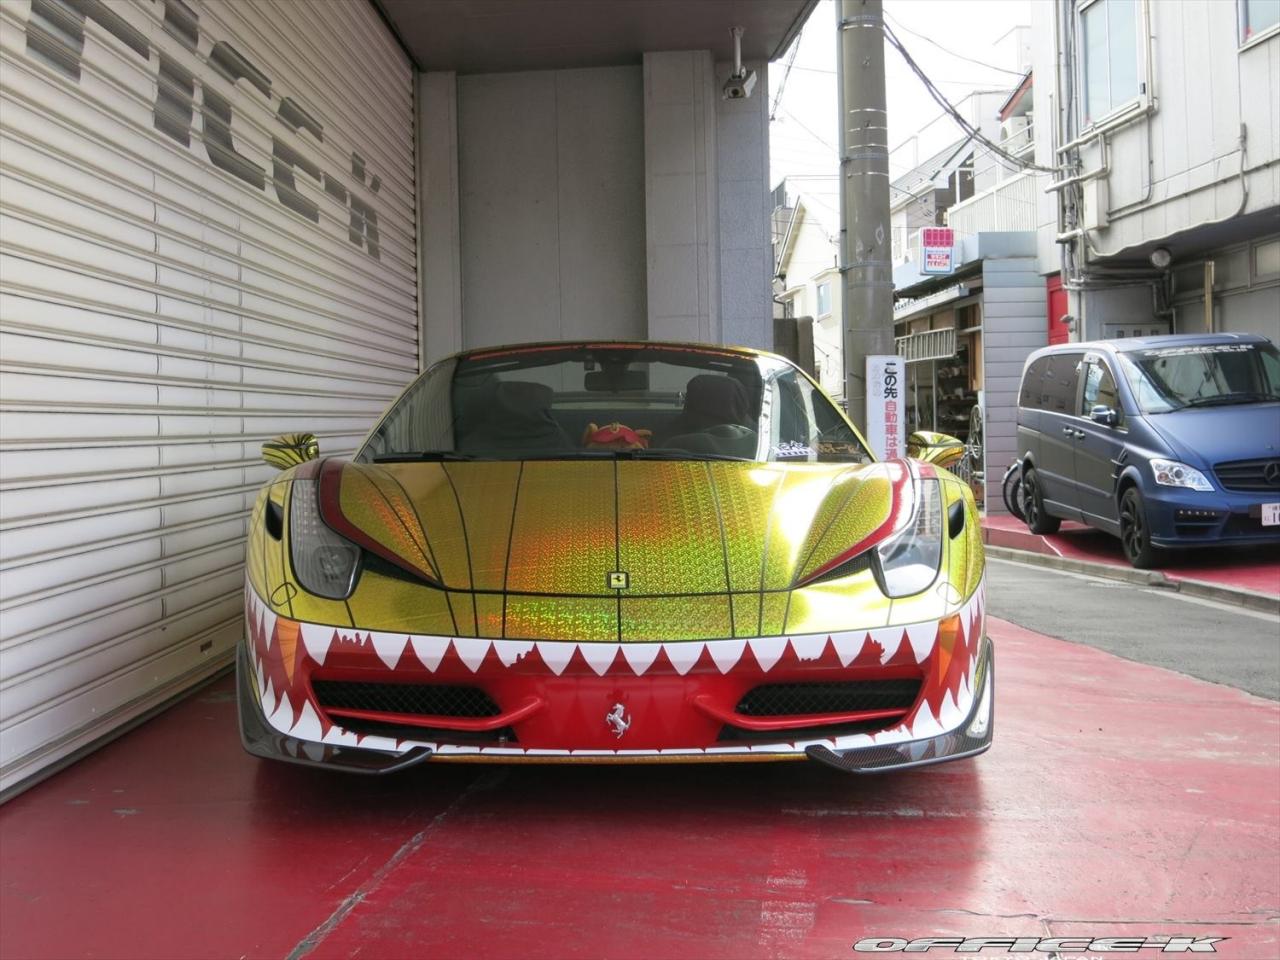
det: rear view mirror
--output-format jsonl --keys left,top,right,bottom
{"left": 1089, "top": 405, "right": 1119, "bottom": 427}
{"left": 262, "top": 433, "right": 319, "bottom": 470}
{"left": 906, "top": 430, "right": 965, "bottom": 468}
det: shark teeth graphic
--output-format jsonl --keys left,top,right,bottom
{"left": 536, "top": 641, "right": 576, "bottom": 676}
{"left": 622, "top": 642, "right": 662, "bottom": 675}
{"left": 580, "top": 643, "right": 620, "bottom": 676}
{"left": 322, "top": 725, "right": 359, "bottom": 747}
{"left": 492, "top": 639, "right": 535, "bottom": 667}
{"left": 910, "top": 707, "right": 943, "bottom": 739}
{"left": 791, "top": 634, "right": 827, "bottom": 661}
{"left": 300, "top": 622, "right": 333, "bottom": 665}
{"left": 267, "top": 693, "right": 294, "bottom": 732}
{"left": 410, "top": 635, "right": 448, "bottom": 671}
{"left": 938, "top": 690, "right": 964, "bottom": 732}
{"left": 872, "top": 626, "right": 903, "bottom": 664}
{"left": 370, "top": 632, "right": 409, "bottom": 670}
{"left": 709, "top": 638, "right": 746, "bottom": 673}
{"left": 904, "top": 622, "right": 937, "bottom": 663}
{"left": 664, "top": 642, "right": 704, "bottom": 676}
{"left": 750, "top": 636, "right": 788, "bottom": 672}
{"left": 453, "top": 638, "right": 490, "bottom": 673}
{"left": 831, "top": 632, "right": 864, "bottom": 668}
{"left": 291, "top": 701, "right": 323, "bottom": 741}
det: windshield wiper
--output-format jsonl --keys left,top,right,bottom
{"left": 628, "top": 449, "right": 750, "bottom": 462}
{"left": 372, "top": 451, "right": 479, "bottom": 463}
{"left": 1181, "top": 392, "right": 1277, "bottom": 408}
{"left": 519, "top": 449, "right": 751, "bottom": 462}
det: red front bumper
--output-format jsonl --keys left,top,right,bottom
{"left": 241, "top": 582, "right": 988, "bottom": 763}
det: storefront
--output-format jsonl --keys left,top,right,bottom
{"left": 892, "top": 234, "right": 1047, "bottom": 514}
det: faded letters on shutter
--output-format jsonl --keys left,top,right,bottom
{"left": 0, "top": 0, "right": 417, "bottom": 792}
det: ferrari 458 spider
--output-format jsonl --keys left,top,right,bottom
{"left": 239, "top": 342, "right": 992, "bottom": 773}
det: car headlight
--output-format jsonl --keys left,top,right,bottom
{"left": 1150, "top": 458, "right": 1213, "bottom": 492}
{"left": 289, "top": 478, "right": 361, "bottom": 599}
{"left": 874, "top": 478, "right": 943, "bottom": 598}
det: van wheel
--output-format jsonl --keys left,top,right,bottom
{"left": 1119, "top": 487, "right": 1161, "bottom": 569}
{"left": 1022, "top": 467, "right": 1061, "bottom": 535}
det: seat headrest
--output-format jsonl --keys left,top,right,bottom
{"left": 684, "top": 375, "right": 750, "bottom": 425}
{"left": 491, "top": 380, "right": 555, "bottom": 420}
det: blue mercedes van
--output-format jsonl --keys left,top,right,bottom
{"left": 1014, "top": 333, "right": 1280, "bottom": 567}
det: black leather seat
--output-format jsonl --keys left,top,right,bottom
{"left": 455, "top": 380, "right": 572, "bottom": 454}
{"left": 658, "top": 374, "right": 753, "bottom": 442}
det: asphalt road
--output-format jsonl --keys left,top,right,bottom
{"left": 986, "top": 556, "right": 1280, "bottom": 700}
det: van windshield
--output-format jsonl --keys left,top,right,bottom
{"left": 357, "top": 344, "right": 873, "bottom": 465}
{"left": 1117, "top": 341, "right": 1280, "bottom": 413}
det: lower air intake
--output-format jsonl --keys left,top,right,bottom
{"left": 736, "top": 679, "right": 921, "bottom": 717}
{"left": 311, "top": 681, "right": 500, "bottom": 718}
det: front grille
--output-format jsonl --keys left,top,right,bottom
{"left": 333, "top": 716, "right": 517, "bottom": 744}
{"left": 1214, "top": 458, "right": 1280, "bottom": 492}
{"left": 736, "top": 679, "right": 921, "bottom": 717}
{"left": 311, "top": 680, "right": 500, "bottom": 718}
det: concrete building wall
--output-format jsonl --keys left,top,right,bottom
{"left": 1032, "top": 0, "right": 1280, "bottom": 276}
{"left": 981, "top": 256, "right": 1048, "bottom": 511}
{"left": 643, "top": 51, "right": 719, "bottom": 344}
{"left": 715, "top": 59, "right": 772, "bottom": 350}
{"left": 456, "top": 66, "right": 647, "bottom": 350}
{"left": 420, "top": 72, "right": 463, "bottom": 366}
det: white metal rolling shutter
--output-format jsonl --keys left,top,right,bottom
{"left": 0, "top": 0, "right": 418, "bottom": 792}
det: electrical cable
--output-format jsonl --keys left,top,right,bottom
{"left": 882, "top": 21, "right": 1061, "bottom": 175}
{"left": 883, "top": 9, "right": 1030, "bottom": 78}
{"left": 770, "top": 34, "right": 802, "bottom": 121}
{"left": 774, "top": 106, "right": 839, "bottom": 154}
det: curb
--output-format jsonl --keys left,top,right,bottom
{"left": 985, "top": 545, "right": 1280, "bottom": 616}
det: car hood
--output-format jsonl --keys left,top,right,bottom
{"left": 1143, "top": 402, "right": 1280, "bottom": 466}
{"left": 317, "top": 457, "right": 908, "bottom": 597}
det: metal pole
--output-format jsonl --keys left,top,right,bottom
{"left": 837, "top": 0, "right": 894, "bottom": 433}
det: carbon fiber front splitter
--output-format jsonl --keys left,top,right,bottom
{"left": 237, "top": 643, "right": 433, "bottom": 775}
{"left": 805, "top": 639, "right": 994, "bottom": 773}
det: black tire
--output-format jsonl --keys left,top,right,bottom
{"left": 1119, "top": 486, "right": 1161, "bottom": 569}
{"left": 1002, "top": 463, "right": 1027, "bottom": 522}
{"left": 1022, "top": 467, "right": 1061, "bottom": 535}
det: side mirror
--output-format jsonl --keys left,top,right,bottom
{"left": 262, "top": 432, "right": 319, "bottom": 470}
{"left": 906, "top": 430, "right": 966, "bottom": 468}
{"left": 1089, "top": 405, "right": 1119, "bottom": 427}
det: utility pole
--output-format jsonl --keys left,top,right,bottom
{"left": 837, "top": 0, "right": 894, "bottom": 432}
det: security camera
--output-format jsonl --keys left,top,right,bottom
{"left": 723, "top": 69, "right": 757, "bottom": 100}
{"left": 722, "top": 25, "right": 756, "bottom": 100}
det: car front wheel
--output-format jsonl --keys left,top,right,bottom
{"left": 1119, "top": 487, "right": 1161, "bottom": 569}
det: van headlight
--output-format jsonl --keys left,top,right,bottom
{"left": 1150, "top": 458, "right": 1213, "bottom": 492}
{"left": 289, "top": 479, "right": 361, "bottom": 599}
{"left": 874, "top": 478, "right": 943, "bottom": 598}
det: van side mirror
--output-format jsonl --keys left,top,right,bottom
{"left": 1089, "top": 405, "right": 1119, "bottom": 427}
{"left": 262, "top": 432, "right": 319, "bottom": 470}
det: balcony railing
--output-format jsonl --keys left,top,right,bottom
{"left": 945, "top": 170, "right": 1043, "bottom": 236}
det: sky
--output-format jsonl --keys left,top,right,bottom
{"left": 768, "top": 0, "right": 1035, "bottom": 229}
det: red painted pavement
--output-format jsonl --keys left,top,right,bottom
{"left": 984, "top": 513, "right": 1280, "bottom": 597}
{"left": 2, "top": 619, "right": 1277, "bottom": 960}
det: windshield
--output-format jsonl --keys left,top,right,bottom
{"left": 1117, "top": 341, "right": 1280, "bottom": 413}
{"left": 356, "top": 344, "right": 873, "bottom": 464}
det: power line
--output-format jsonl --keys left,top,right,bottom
{"left": 773, "top": 106, "right": 839, "bottom": 154}
{"left": 769, "top": 32, "right": 802, "bottom": 121}
{"left": 882, "top": 9, "right": 1029, "bottom": 78}
{"left": 881, "top": 21, "right": 1059, "bottom": 174}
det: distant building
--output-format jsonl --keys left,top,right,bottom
{"left": 888, "top": 76, "right": 1046, "bottom": 513}
{"left": 1030, "top": 0, "right": 1280, "bottom": 344}
{"left": 771, "top": 185, "right": 844, "bottom": 400}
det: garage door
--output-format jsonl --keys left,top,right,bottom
{"left": 0, "top": 0, "right": 418, "bottom": 793}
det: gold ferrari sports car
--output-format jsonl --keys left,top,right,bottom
{"left": 239, "top": 341, "right": 991, "bottom": 773}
